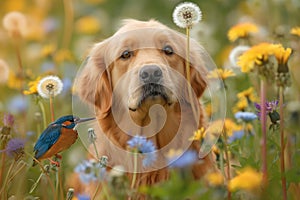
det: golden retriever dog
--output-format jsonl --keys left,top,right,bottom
{"left": 76, "top": 19, "right": 216, "bottom": 189}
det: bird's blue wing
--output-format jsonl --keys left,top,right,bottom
{"left": 33, "top": 124, "right": 62, "bottom": 159}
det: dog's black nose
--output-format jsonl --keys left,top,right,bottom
{"left": 139, "top": 65, "right": 162, "bottom": 83}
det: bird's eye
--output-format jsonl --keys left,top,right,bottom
{"left": 162, "top": 45, "right": 174, "bottom": 55}
{"left": 120, "top": 50, "right": 133, "bottom": 60}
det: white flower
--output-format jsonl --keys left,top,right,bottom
{"left": 172, "top": 2, "right": 202, "bottom": 29}
{"left": 37, "top": 75, "right": 63, "bottom": 98}
{"left": 109, "top": 165, "right": 125, "bottom": 178}
{"left": 0, "top": 59, "right": 9, "bottom": 84}
{"left": 2, "top": 11, "right": 27, "bottom": 37}
{"left": 229, "top": 45, "right": 250, "bottom": 67}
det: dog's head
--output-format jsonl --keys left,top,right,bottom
{"left": 77, "top": 19, "right": 207, "bottom": 121}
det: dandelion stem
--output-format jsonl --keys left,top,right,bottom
{"left": 185, "top": 27, "right": 198, "bottom": 123}
{"left": 260, "top": 78, "right": 268, "bottom": 184}
{"left": 38, "top": 100, "right": 47, "bottom": 130}
{"left": 49, "top": 95, "right": 55, "bottom": 122}
{"left": 131, "top": 150, "right": 138, "bottom": 189}
{"left": 279, "top": 86, "right": 287, "bottom": 200}
{"left": 223, "top": 131, "right": 231, "bottom": 200}
{"left": 92, "top": 141, "right": 100, "bottom": 161}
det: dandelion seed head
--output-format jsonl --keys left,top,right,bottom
{"left": 2, "top": 11, "right": 27, "bottom": 37}
{"left": 87, "top": 128, "right": 97, "bottom": 144}
{"left": 0, "top": 59, "right": 9, "bottom": 84}
{"left": 229, "top": 45, "right": 250, "bottom": 67}
{"left": 172, "top": 2, "right": 202, "bottom": 29}
{"left": 37, "top": 75, "right": 63, "bottom": 98}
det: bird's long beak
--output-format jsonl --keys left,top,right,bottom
{"left": 76, "top": 117, "right": 96, "bottom": 124}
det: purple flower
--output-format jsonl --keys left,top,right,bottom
{"left": 127, "top": 136, "right": 157, "bottom": 167}
{"left": 234, "top": 111, "right": 257, "bottom": 122}
{"left": 1, "top": 138, "right": 25, "bottom": 158}
{"left": 3, "top": 113, "right": 14, "bottom": 127}
{"left": 255, "top": 100, "right": 279, "bottom": 116}
{"left": 255, "top": 100, "right": 280, "bottom": 124}
{"left": 74, "top": 159, "right": 106, "bottom": 184}
{"left": 168, "top": 150, "right": 198, "bottom": 168}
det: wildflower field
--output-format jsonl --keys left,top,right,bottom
{"left": 1, "top": 0, "right": 300, "bottom": 199}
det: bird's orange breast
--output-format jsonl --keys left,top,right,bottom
{"left": 38, "top": 128, "right": 78, "bottom": 160}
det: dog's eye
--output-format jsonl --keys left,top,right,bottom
{"left": 162, "top": 45, "right": 174, "bottom": 55}
{"left": 120, "top": 50, "right": 133, "bottom": 60}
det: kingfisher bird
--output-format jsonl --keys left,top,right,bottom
{"left": 33, "top": 115, "right": 95, "bottom": 166}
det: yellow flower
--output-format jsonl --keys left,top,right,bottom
{"left": 237, "top": 87, "right": 258, "bottom": 103}
{"left": 54, "top": 49, "right": 73, "bottom": 63}
{"left": 166, "top": 148, "right": 183, "bottom": 158}
{"left": 223, "top": 118, "right": 241, "bottom": 137}
{"left": 23, "top": 77, "right": 41, "bottom": 95}
{"left": 75, "top": 16, "right": 101, "bottom": 34}
{"left": 237, "top": 43, "right": 277, "bottom": 73}
{"left": 207, "top": 68, "right": 235, "bottom": 80}
{"left": 205, "top": 103, "right": 212, "bottom": 118}
{"left": 233, "top": 97, "right": 248, "bottom": 113}
{"left": 212, "top": 145, "right": 220, "bottom": 155}
{"left": 205, "top": 172, "right": 224, "bottom": 186}
{"left": 290, "top": 27, "right": 300, "bottom": 37}
{"left": 7, "top": 71, "right": 23, "bottom": 90}
{"left": 41, "top": 44, "right": 56, "bottom": 57}
{"left": 189, "top": 127, "right": 206, "bottom": 141}
{"left": 227, "top": 22, "right": 258, "bottom": 42}
{"left": 228, "top": 167, "right": 262, "bottom": 192}
{"left": 272, "top": 45, "right": 292, "bottom": 65}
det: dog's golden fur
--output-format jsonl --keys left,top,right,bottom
{"left": 76, "top": 19, "right": 216, "bottom": 187}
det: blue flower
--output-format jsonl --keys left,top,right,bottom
{"left": 167, "top": 150, "right": 198, "bottom": 168}
{"left": 228, "top": 130, "right": 245, "bottom": 143}
{"left": 127, "top": 136, "right": 157, "bottom": 167}
{"left": 77, "top": 194, "right": 90, "bottom": 200}
{"left": 234, "top": 111, "right": 257, "bottom": 122}
{"left": 7, "top": 95, "right": 28, "bottom": 114}
{"left": 74, "top": 159, "right": 106, "bottom": 184}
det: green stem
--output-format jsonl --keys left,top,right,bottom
{"left": 185, "top": 27, "right": 198, "bottom": 123}
{"left": 26, "top": 151, "right": 57, "bottom": 200}
{"left": 131, "top": 150, "right": 138, "bottom": 189}
{"left": 260, "top": 78, "right": 268, "bottom": 184}
{"left": 279, "top": 86, "right": 287, "bottom": 200}
{"left": 0, "top": 160, "right": 16, "bottom": 199}
{"left": 38, "top": 100, "right": 47, "bottom": 130}
{"left": 92, "top": 141, "right": 100, "bottom": 161}
{"left": 0, "top": 153, "right": 6, "bottom": 190}
{"left": 222, "top": 132, "right": 231, "bottom": 200}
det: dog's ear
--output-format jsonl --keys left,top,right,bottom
{"left": 76, "top": 41, "right": 112, "bottom": 118}
{"left": 189, "top": 40, "right": 208, "bottom": 98}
